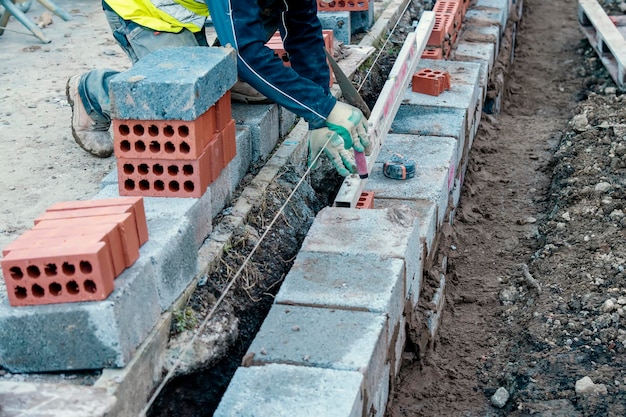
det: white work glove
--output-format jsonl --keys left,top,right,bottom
{"left": 325, "top": 101, "right": 370, "bottom": 154}
{"left": 308, "top": 127, "right": 356, "bottom": 177}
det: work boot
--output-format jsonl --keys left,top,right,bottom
{"left": 230, "top": 80, "right": 272, "bottom": 104}
{"left": 65, "top": 75, "right": 113, "bottom": 158}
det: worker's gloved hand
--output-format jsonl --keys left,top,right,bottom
{"left": 308, "top": 127, "right": 356, "bottom": 177}
{"left": 325, "top": 101, "right": 370, "bottom": 155}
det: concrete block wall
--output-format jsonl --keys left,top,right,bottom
{"left": 215, "top": 0, "right": 521, "bottom": 413}
{"left": 220, "top": 207, "right": 421, "bottom": 417}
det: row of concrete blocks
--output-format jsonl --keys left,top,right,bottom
{"left": 212, "top": 0, "right": 520, "bottom": 413}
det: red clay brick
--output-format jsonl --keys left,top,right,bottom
{"left": 35, "top": 204, "right": 147, "bottom": 246}
{"left": 112, "top": 108, "right": 216, "bottom": 160}
{"left": 116, "top": 142, "right": 222, "bottom": 198}
{"left": 33, "top": 214, "right": 140, "bottom": 268}
{"left": 222, "top": 119, "right": 237, "bottom": 165}
{"left": 215, "top": 91, "right": 233, "bottom": 132}
{"left": 317, "top": 0, "right": 369, "bottom": 11}
{"left": 1, "top": 242, "right": 115, "bottom": 306}
{"left": 427, "top": 14, "right": 454, "bottom": 46}
{"left": 434, "top": 0, "right": 462, "bottom": 31}
{"left": 266, "top": 33, "right": 291, "bottom": 66}
{"left": 206, "top": 131, "right": 226, "bottom": 181}
{"left": 421, "top": 48, "right": 443, "bottom": 60}
{"left": 412, "top": 70, "right": 443, "bottom": 96}
{"left": 356, "top": 192, "right": 374, "bottom": 209}
{"left": 3, "top": 224, "right": 126, "bottom": 277}
{"left": 44, "top": 197, "right": 148, "bottom": 245}
{"left": 412, "top": 69, "right": 451, "bottom": 96}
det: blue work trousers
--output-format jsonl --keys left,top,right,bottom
{"left": 205, "top": 0, "right": 336, "bottom": 129}
{"left": 78, "top": 4, "right": 208, "bottom": 125}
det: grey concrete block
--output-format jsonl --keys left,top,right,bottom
{"left": 426, "top": 272, "right": 446, "bottom": 339}
{"left": 110, "top": 47, "right": 237, "bottom": 121}
{"left": 351, "top": 1, "right": 375, "bottom": 34}
{"left": 452, "top": 41, "right": 496, "bottom": 74}
{"left": 476, "top": 0, "right": 511, "bottom": 14}
{"left": 247, "top": 304, "right": 387, "bottom": 416}
{"left": 209, "top": 164, "right": 233, "bottom": 218}
{"left": 0, "top": 381, "right": 116, "bottom": 416}
{"left": 451, "top": 177, "right": 463, "bottom": 211}
{"left": 371, "top": 362, "right": 390, "bottom": 417}
{"left": 373, "top": 199, "right": 438, "bottom": 260}
{"left": 364, "top": 134, "right": 457, "bottom": 227}
{"left": 275, "top": 252, "right": 405, "bottom": 346}
{"left": 214, "top": 364, "right": 364, "bottom": 417}
{"left": 391, "top": 106, "right": 466, "bottom": 168}
{"left": 139, "top": 214, "right": 198, "bottom": 312}
{"left": 226, "top": 126, "right": 252, "bottom": 193}
{"left": 301, "top": 207, "right": 421, "bottom": 305}
{"left": 96, "top": 184, "right": 213, "bottom": 250}
{"left": 232, "top": 103, "right": 280, "bottom": 162}
{"left": 390, "top": 315, "right": 406, "bottom": 380}
{"left": 471, "top": 0, "right": 509, "bottom": 31}
{"left": 278, "top": 106, "right": 297, "bottom": 139}
{"left": 99, "top": 169, "right": 118, "bottom": 190}
{"left": 401, "top": 83, "right": 478, "bottom": 140}
{"left": 318, "top": 11, "right": 352, "bottom": 45}
{"left": 460, "top": 24, "right": 501, "bottom": 57}
{"left": 0, "top": 258, "right": 161, "bottom": 372}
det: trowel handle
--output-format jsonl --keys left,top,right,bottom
{"left": 354, "top": 151, "right": 368, "bottom": 179}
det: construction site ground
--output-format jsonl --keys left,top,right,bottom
{"left": 1, "top": 0, "right": 626, "bottom": 415}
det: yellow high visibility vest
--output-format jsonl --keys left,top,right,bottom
{"left": 104, "top": 0, "right": 209, "bottom": 33}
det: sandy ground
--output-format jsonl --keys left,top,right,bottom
{"left": 0, "top": 0, "right": 127, "bottom": 258}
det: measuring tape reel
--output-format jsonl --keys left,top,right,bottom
{"left": 383, "top": 153, "right": 417, "bottom": 180}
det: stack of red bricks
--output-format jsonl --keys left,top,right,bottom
{"left": 113, "top": 94, "right": 236, "bottom": 198}
{"left": 265, "top": 30, "right": 336, "bottom": 87}
{"left": 422, "top": 0, "right": 470, "bottom": 60}
{"left": 1, "top": 197, "right": 148, "bottom": 307}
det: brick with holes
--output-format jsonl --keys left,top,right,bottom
{"left": 1, "top": 242, "right": 115, "bottom": 306}
{"left": 34, "top": 205, "right": 148, "bottom": 246}
{"left": 116, "top": 141, "right": 222, "bottom": 198}
{"left": 112, "top": 107, "right": 216, "bottom": 160}
{"left": 2, "top": 225, "right": 127, "bottom": 277}
{"left": 33, "top": 213, "right": 141, "bottom": 268}
{"left": 44, "top": 196, "right": 148, "bottom": 244}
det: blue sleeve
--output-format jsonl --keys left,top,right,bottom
{"left": 204, "top": 0, "right": 336, "bottom": 129}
